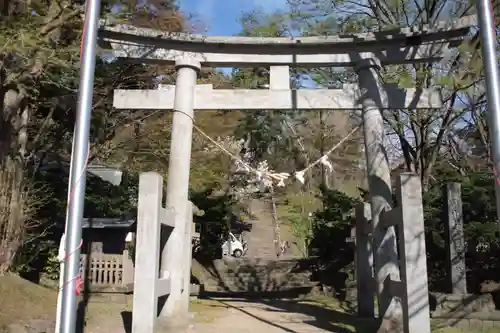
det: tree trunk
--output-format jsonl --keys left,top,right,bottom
{"left": 0, "top": 93, "right": 30, "bottom": 275}
{"left": 0, "top": 162, "right": 23, "bottom": 275}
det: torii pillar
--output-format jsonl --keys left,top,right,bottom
{"left": 159, "top": 57, "right": 200, "bottom": 325}
{"left": 113, "top": 64, "right": 442, "bottom": 329}
{"left": 356, "top": 58, "right": 402, "bottom": 331}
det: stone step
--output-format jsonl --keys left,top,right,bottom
{"left": 211, "top": 259, "right": 315, "bottom": 269}
{"left": 218, "top": 271, "right": 311, "bottom": 278}
{"left": 195, "top": 258, "right": 318, "bottom": 294}
{"left": 214, "top": 276, "right": 311, "bottom": 282}
{"left": 202, "top": 281, "right": 319, "bottom": 292}
{"left": 220, "top": 268, "right": 296, "bottom": 273}
{"left": 211, "top": 283, "right": 312, "bottom": 290}
{"left": 206, "top": 274, "right": 311, "bottom": 282}
{"left": 217, "top": 271, "right": 306, "bottom": 279}
{"left": 220, "top": 270, "right": 307, "bottom": 278}
{"left": 215, "top": 257, "right": 316, "bottom": 266}
{"left": 218, "top": 275, "right": 307, "bottom": 283}
{"left": 203, "top": 277, "right": 314, "bottom": 287}
{"left": 204, "top": 275, "right": 312, "bottom": 283}
{"left": 431, "top": 293, "right": 497, "bottom": 315}
{"left": 212, "top": 264, "right": 311, "bottom": 270}
{"left": 204, "top": 282, "right": 314, "bottom": 289}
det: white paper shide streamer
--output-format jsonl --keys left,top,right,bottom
{"left": 320, "top": 155, "right": 334, "bottom": 172}
{"left": 293, "top": 126, "right": 360, "bottom": 184}
{"left": 197, "top": 121, "right": 360, "bottom": 190}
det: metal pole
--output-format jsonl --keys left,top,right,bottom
{"left": 56, "top": 133, "right": 76, "bottom": 333}
{"left": 476, "top": 0, "right": 500, "bottom": 227}
{"left": 60, "top": 0, "right": 101, "bottom": 332}
{"left": 475, "top": 0, "right": 500, "bottom": 228}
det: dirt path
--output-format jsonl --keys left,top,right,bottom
{"left": 189, "top": 298, "right": 357, "bottom": 333}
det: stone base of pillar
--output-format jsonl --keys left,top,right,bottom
{"left": 376, "top": 317, "right": 404, "bottom": 333}
{"left": 157, "top": 312, "right": 194, "bottom": 332}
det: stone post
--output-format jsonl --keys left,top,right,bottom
{"left": 180, "top": 202, "right": 194, "bottom": 314}
{"left": 355, "top": 202, "right": 375, "bottom": 318}
{"left": 160, "top": 57, "right": 200, "bottom": 321}
{"left": 444, "top": 183, "right": 467, "bottom": 294}
{"left": 396, "top": 174, "right": 431, "bottom": 333}
{"left": 355, "top": 58, "right": 403, "bottom": 329}
{"left": 122, "top": 249, "right": 134, "bottom": 287}
{"left": 132, "top": 172, "right": 163, "bottom": 333}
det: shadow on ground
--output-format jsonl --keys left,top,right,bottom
{"left": 191, "top": 256, "right": 377, "bottom": 332}
{"left": 121, "top": 311, "right": 132, "bottom": 333}
{"left": 200, "top": 294, "right": 379, "bottom": 333}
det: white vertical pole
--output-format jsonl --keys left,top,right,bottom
{"left": 60, "top": 0, "right": 101, "bottom": 331}
{"left": 475, "top": 0, "right": 500, "bottom": 229}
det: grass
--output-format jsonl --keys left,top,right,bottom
{"left": 0, "top": 274, "right": 226, "bottom": 332}
{"left": 0, "top": 274, "right": 131, "bottom": 332}
{"left": 300, "top": 295, "right": 500, "bottom": 333}
{"left": 3, "top": 275, "right": 500, "bottom": 333}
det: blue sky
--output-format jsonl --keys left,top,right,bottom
{"left": 178, "top": 0, "right": 287, "bottom": 35}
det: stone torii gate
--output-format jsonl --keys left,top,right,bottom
{"left": 99, "top": 15, "right": 474, "bottom": 333}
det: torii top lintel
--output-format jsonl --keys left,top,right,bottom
{"left": 98, "top": 16, "right": 475, "bottom": 67}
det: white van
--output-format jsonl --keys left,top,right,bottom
{"left": 221, "top": 232, "right": 248, "bottom": 258}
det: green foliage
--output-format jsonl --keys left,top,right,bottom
{"left": 0, "top": 0, "right": 188, "bottom": 274}
{"left": 34, "top": 168, "right": 136, "bottom": 226}
{"left": 42, "top": 247, "right": 60, "bottom": 281}
{"left": 12, "top": 238, "right": 58, "bottom": 278}
{"left": 300, "top": 187, "right": 361, "bottom": 297}
{"left": 10, "top": 168, "right": 138, "bottom": 277}
{"left": 423, "top": 167, "right": 500, "bottom": 291}
{"left": 190, "top": 189, "right": 242, "bottom": 259}
{"left": 310, "top": 187, "right": 360, "bottom": 263}
{"left": 1, "top": 0, "right": 496, "bottom": 298}
{"left": 424, "top": 168, "right": 499, "bottom": 247}
{"left": 238, "top": 9, "right": 290, "bottom": 37}
{"left": 282, "top": 0, "right": 483, "bottom": 187}
{"left": 278, "top": 191, "right": 322, "bottom": 257}
{"left": 84, "top": 173, "right": 136, "bottom": 218}
{"left": 288, "top": 214, "right": 312, "bottom": 257}
{"left": 125, "top": 241, "right": 136, "bottom": 261}
{"left": 232, "top": 10, "right": 305, "bottom": 174}
{"left": 233, "top": 110, "right": 301, "bottom": 165}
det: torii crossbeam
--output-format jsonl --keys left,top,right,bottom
{"left": 114, "top": 84, "right": 442, "bottom": 110}
{"left": 100, "top": 16, "right": 477, "bottom": 333}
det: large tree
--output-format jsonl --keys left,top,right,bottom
{"left": 0, "top": 0, "right": 189, "bottom": 273}
{"left": 284, "top": 0, "right": 486, "bottom": 188}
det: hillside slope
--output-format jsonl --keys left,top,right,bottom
{"left": 0, "top": 275, "right": 57, "bottom": 331}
